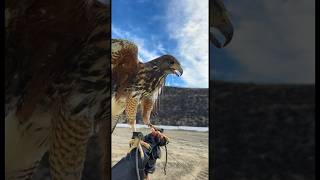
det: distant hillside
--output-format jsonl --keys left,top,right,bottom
{"left": 135, "top": 86, "right": 209, "bottom": 127}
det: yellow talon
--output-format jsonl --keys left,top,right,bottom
{"left": 128, "top": 138, "right": 151, "bottom": 159}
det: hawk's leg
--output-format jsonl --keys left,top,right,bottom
{"left": 49, "top": 111, "right": 91, "bottom": 180}
{"left": 125, "top": 97, "right": 139, "bottom": 132}
{"left": 141, "top": 97, "right": 154, "bottom": 126}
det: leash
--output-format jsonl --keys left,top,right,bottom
{"left": 135, "top": 147, "right": 141, "bottom": 180}
{"left": 129, "top": 132, "right": 150, "bottom": 180}
{"left": 150, "top": 125, "right": 169, "bottom": 176}
{"left": 163, "top": 145, "right": 168, "bottom": 175}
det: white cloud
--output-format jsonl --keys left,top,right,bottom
{"left": 166, "top": 0, "right": 209, "bottom": 88}
{"left": 224, "top": 0, "right": 315, "bottom": 84}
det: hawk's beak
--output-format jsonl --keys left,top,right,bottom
{"left": 210, "top": 23, "right": 233, "bottom": 48}
{"left": 210, "top": 0, "right": 234, "bottom": 48}
{"left": 172, "top": 65, "right": 183, "bottom": 77}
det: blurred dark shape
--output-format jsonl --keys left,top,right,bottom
{"left": 210, "top": 0, "right": 233, "bottom": 48}
{"left": 210, "top": 81, "right": 315, "bottom": 180}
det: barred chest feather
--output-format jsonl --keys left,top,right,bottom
{"left": 131, "top": 66, "right": 166, "bottom": 97}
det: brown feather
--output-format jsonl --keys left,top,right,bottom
{"left": 111, "top": 39, "right": 183, "bottom": 129}
{"left": 6, "top": 0, "right": 99, "bottom": 123}
{"left": 111, "top": 39, "right": 140, "bottom": 100}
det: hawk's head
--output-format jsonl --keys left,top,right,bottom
{"left": 210, "top": 0, "right": 233, "bottom": 48}
{"left": 151, "top": 55, "right": 183, "bottom": 77}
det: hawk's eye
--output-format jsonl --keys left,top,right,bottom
{"left": 169, "top": 60, "right": 174, "bottom": 65}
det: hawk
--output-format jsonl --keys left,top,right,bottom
{"left": 111, "top": 39, "right": 183, "bottom": 132}
{"left": 4, "top": 0, "right": 232, "bottom": 179}
{"left": 5, "top": 0, "right": 111, "bottom": 179}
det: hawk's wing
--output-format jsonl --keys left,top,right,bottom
{"left": 112, "top": 39, "right": 141, "bottom": 99}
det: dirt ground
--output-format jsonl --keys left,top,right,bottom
{"left": 112, "top": 127, "right": 208, "bottom": 180}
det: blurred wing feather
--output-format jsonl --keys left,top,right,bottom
{"left": 5, "top": 0, "right": 97, "bottom": 123}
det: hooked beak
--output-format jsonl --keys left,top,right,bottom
{"left": 172, "top": 65, "right": 183, "bottom": 77}
{"left": 210, "top": 23, "right": 233, "bottom": 48}
{"left": 210, "top": 0, "right": 234, "bottom": 48}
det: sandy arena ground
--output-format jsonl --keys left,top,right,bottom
{"left": 112, "top": 127, "right": 208, "bottom": 180}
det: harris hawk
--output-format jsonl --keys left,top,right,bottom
{"left": 4, "top": 0, "right": 233, "bottom": 179}
{"left": 111, "top": 39, "right": 183, "bottom": 132}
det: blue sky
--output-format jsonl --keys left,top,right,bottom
{"left": 211, "top": 0, "right": 315, "bottom": 84}
{"left": 112, "top": 0, "right": 208, "bottom": 88}
{"left": 112, "top": 0, "right": 315, "bottom": 87}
